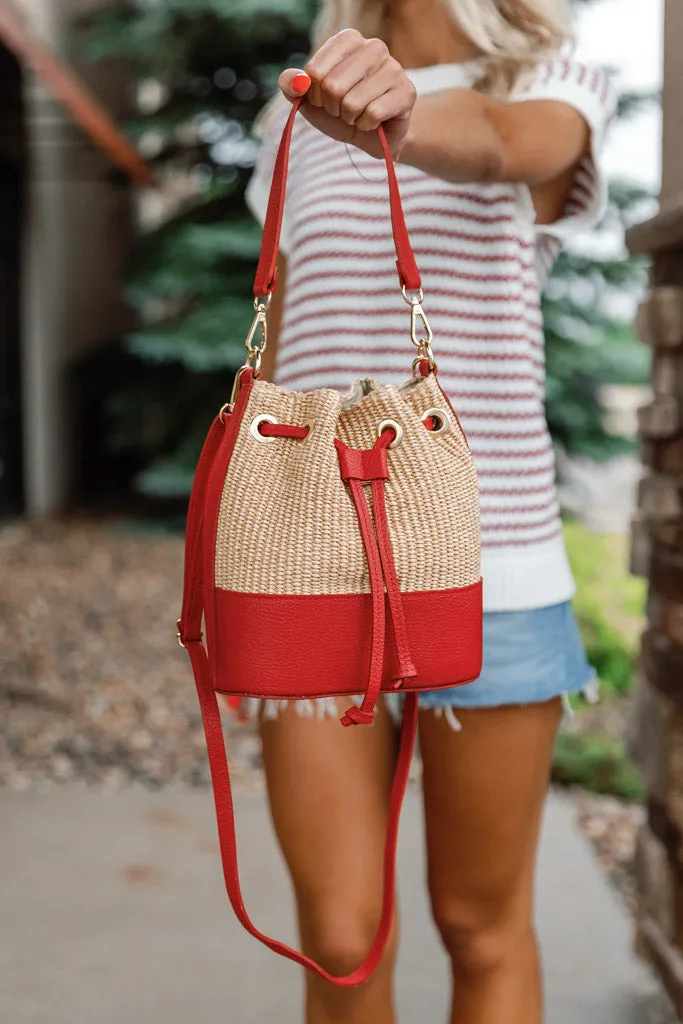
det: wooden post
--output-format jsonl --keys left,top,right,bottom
{"left": 16, "top": 0, "right": 135, "bottom": 514}
{"left": 662, "top": 0, "right": 683, "bottom": 203}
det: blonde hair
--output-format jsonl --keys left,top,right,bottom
{"left": 312, "top": 0, "right": 572, "bottom": 96}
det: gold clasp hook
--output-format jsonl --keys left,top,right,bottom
{"left": 243, "top": 294, "right": 271, "bottom": 372}
{"left": 402, "top": 285, "right": 435, "bottom": 370}
{"left": 221, "top": 295, "right": 273, "bottom": 416}
{"left": 409, "top": 300, "right": 433, "bottom": 349}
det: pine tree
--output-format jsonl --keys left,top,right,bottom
{"left": 543, "top": 176, "right": 651, "bottom": 460}
{"left": 76, "top": 0, "right": 653, "bottom": 501}
{"left": 546, "top": 0, "right": 655, "bottom": 459}
{"left": 76, "top": 0, "right": 316, "bottom": 500}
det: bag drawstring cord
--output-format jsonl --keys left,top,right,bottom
{"left": 335, "top": 431, "right": 417, "bottom": 727}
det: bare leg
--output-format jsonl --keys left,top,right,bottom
{"left": 261, "top": 701, "right": 399, "bottom": 1024}
{"left": 420, "top": 699, "right": 562, "bottom": 1024}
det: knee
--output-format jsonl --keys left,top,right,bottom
{"left": 302, "top": 906, "right": 397, "bottom": 979}
{"left": 431, "top": 899, "right": 532, "bottom": 977}
{"left": 307, "top": 931, "right": 377, "bottom": 978}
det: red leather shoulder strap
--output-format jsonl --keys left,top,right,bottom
{"left": 253, "top": 98, "right": 422, "bottom": 297}
{"left": 178, "top": 392, "right": 417, "bottom": 987}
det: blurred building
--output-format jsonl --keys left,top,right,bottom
{"left": 0, "top": 0, "right": 132, "bottom": 517}
{"left": 629, "top": 1, "right": 683, "bottom": 1018}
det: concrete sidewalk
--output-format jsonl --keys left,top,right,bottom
{"left": 0, "top": 786, "right": 667, "bottom": 1023}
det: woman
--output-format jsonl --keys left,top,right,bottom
{"left": 244, "top": 2, "right": 616, "bottom": 1022}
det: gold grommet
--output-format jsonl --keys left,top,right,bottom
{"left": 421, "top": 407, "right": 452, "bottom": 437}
{"left": 378, "top": 419, "right": 403, "bottom": 449}
{"left": 250, "top": 413, "right": 278, "bottom": 443}
{"left": 301, "top": 420, "right": 315, "bottom": 441}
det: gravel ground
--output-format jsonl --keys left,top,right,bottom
{"left": 0, "top": 519, "right": 644, "bottom": 912}
{"left": 574, "top": 791, "right": 645, "bottom": 917}
{"left": 0, "top": 518, "right": 261, "bottom": 792}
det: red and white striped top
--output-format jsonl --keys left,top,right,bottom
{"left": 247, "top": 57, "right": 618, "bottom": 612}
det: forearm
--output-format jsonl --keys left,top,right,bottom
{"left": 398, "top": 88, "right": 589, "bottom": 188}
{"left": 278, "top": 32, "right": 590, "bottom": 188}
{"left": 399, "top": 89, "right": 507, "bottom": 184}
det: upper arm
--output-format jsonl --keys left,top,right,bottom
{"left": 405, "top": 61, "right": 615, "bottom": 201}
{"left": 490, "top": 99, "right": 591, "bottom": 186}
{"left": 494, "top": 60, "right": 618, "bottom": 229}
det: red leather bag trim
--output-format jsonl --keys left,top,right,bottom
{"left": 213, "top": 579, "right": 483, "bottom": 699}
{"left": 202, "top": 372, "right": 254, "bottom": 685}
{"left": 432, "top": 370, "right": 471, "bottom": 452}
{"left": 259, "top": 422, "right": 309, "bottom": 439}
{"left": 336, "top": 442, "right": 390, "bottom": 482}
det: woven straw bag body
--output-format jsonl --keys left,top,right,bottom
{"left": 178, "top": 100, "right": 482, "bottom": 987}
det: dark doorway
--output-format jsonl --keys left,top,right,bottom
{"left": 0, "top": 44, "right": 24, "bottom": 516}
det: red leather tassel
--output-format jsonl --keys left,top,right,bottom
{"left": 340, "top": 707, "right": 376, "bottom": 728}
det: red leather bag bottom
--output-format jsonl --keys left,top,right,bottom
{"left": 212, "top": 579, "right": 483, "bottom": 699}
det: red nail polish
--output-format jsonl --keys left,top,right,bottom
{"left": 292, "top": 73, "right": 311, "bottom": 95}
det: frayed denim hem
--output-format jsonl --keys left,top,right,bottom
{"left": 417, "top": 676, "right": 600, "bottom": 731}
{"left": 232, "top": 678, "right": 600, "bottom": 735}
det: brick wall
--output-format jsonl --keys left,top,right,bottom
{"left": 630, "top": 276, "right": 683, "bottom": 1019}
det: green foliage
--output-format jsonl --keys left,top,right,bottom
{"left": 75, "top": 0, "right": 316, "bottom": 496}
{"left": 544, "top": 180, "right": 651, "bottom": 462}
{"left": 618, "top": 89, "right": 661, "bottom": 118}
{"left": 563, "top": 522, "right": 646, "bottom": 697}
{"left": 575, "top": 610, "right": 634, "bottom": 696}
{"left": 552, "top": 732, "right": 645, "bottom": 801}
{"left": 77, "top": 0, "right": 656, "bottom": 499}
{"left": 555, "top": 522, "right": 645, "bottom": 799}
{"left": 129, "top": 299, "right": 253, "bottom": 371}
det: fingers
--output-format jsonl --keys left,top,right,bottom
{"left": 278, "top": 68, "right": 311, "bottom": 102}
{"left": 278, "top": 29, "right": 417, "bottom": 158}
{"left": 304, "top": 27, "right": 369, "bottom": 108}
{"left": 356, "top": 87, "right": 413, "bottom": 132}
{"left": 338, "top": 61, "right": 407, "bottom": 127}
{"left": 307, "top": 32, "right": 392, "bottom": 118}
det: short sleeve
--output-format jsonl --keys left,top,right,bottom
{"left": 245, "top": 100, "right": 293, "bottom": 256}
{"left": 510, "top": 59, "right": 619, "bottom": 244}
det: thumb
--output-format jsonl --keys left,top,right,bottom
{"left": 278, "top": 68, "right": 312, "bottom": 102}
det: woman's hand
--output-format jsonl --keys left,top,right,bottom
{"left": 279, "top": 29, "right": 417, "bottom": 159}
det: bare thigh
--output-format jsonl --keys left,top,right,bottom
{"left": 260, "top": 701, "right": 399, "bottom": 970}
{"left": 420, "top": 701, "right": 561, "bottom": 945}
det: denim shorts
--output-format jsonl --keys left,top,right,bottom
{"left": 240, "top": 601, "right": 598, "bottom": 728}
{"left": 420, "top": 600, "right": 597, "bottom": 716}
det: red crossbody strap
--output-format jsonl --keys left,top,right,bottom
{"left": 178, "top": 409, "right": 419, "bottom": 987}
{"left": 253, "top": 97, "right": 422, "bottom": 297}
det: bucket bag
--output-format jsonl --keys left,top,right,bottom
{"left": 177, "top": 97, "right": 483, "bottom": 988}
